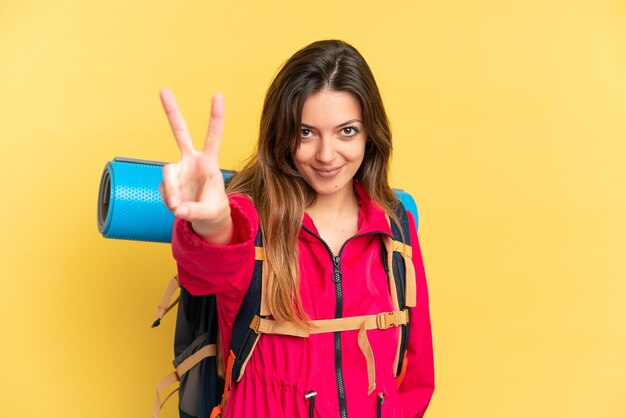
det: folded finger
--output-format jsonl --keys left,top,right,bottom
{"left": 175, "top": 201, "right": 225, "bottom": 223}
{"left": 161, "top": 163, "right": 180, "bottom": 210}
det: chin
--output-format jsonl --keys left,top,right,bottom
{"left": 308, "top": 180, "right": 352, "bottom": 198}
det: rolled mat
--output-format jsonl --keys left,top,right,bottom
{"left": 97, "top": 157, "right": 417, "bottom": 243}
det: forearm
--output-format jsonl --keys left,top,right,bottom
{"left": 172, "top": 194, "right": 258, "bottom": 295}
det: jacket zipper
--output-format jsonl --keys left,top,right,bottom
{"left": 377, "top": 392, "right": 385, "bottom": 418}
{"left": 305, "top": 390, "right": 318, "bottom": 418}
{"left": 302, "top": 227, "right": 390, "bottom": 418}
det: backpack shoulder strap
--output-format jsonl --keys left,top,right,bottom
{"left": 212, "top": 229, "right": 265, "bottom": 417}
{"left": 384, "top": 202, "right": 416, "bottom": 308}
{"left": 382, "top": 202, "right": 417, "bottom": 383}
{"left": 229, "top": 228, "right": 265, "bottom": 382}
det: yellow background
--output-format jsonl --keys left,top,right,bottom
{"left": 1, "top": 0, "right": 625, "bottom": 417}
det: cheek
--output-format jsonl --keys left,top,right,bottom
{"left": 292, "top": 152, "right": 307, "bottom": 177}
{"left": 293, "top": 144, "right": 313, "bottom": 166}
{"left": 352, "top": 147, "right": 367, "bottom": 160}
{"left": 345, "top": 141, "right": 367, "bottom": 162}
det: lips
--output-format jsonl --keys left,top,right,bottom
{"left": 312, "top": 166, "right": 343, "bottom": 178}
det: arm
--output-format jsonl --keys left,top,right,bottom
{"left": 398, "top": 211, "right": 435, "bottom": 417}
{"left": 159, "top": 88, "right": 255, "bottom": 299}
{"left": 159, "top": 88, "right": 232, "bottom": 244}
{"left": 172, "top": 193, "right": 259, "bottom": 298}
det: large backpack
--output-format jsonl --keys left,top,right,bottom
{"left": 151, "top": 202, "right": 416, "bottom": 418}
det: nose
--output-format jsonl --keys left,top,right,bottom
{"left": 316, "top": 137, "right": 336, "bottom": 163}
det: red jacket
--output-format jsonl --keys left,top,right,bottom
{"left": 172, "top": 184, "right": 434, "bottom": 417}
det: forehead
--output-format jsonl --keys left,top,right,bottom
{"left": 301, "top": 89, "right": 362, "bottom": 127}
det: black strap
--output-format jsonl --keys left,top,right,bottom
{"left": 230, "top": 228, "right": 264, "bottom": 381}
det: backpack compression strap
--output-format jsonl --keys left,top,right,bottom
{"left": 151, "top": 275, "right": 180, "bottom": 328}
{"left": 151, "top": 275, "right": 222, "bottom": 418}
{"left": 152, "top": 342, "right": 217, "bottom": 418}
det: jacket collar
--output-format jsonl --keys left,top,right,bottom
{"left": 300, "top": 182, "right": 392, "bottom": 241}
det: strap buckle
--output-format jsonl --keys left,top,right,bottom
{"left": 249, "top": 315, "right": 261, "bottom": 334}
{"left": 376, "top": 311, "right": 400, "bottom": 330}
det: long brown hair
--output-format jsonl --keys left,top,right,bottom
{"left": 228, "top": 40, "right": 399, "bottom": 323}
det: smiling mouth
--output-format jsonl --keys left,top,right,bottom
{"left": 313, "top": 166, "right": 342, "bottom": 178}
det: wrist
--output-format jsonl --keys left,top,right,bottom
{"left": 191, "top": 207, "right": 233, "bottom": 245}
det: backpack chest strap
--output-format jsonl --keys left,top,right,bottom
{"left": 249, "top": 309, "right": 409, "bottom": 337}
{"left": 249, "top": 309, "right": 408, "bottom": 395}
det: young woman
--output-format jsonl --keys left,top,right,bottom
{"left": 160, "top": 40, "right": 434, "bottom": 418}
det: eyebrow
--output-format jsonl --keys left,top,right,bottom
{"left": 301, "top": 119, "right": 363, "bottom": 130}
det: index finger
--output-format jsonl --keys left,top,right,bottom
{"left": 160, "top": 88, "right": 196, "bottom": 156}
{"left": 202, "top": 92, "right": 225, "bottom": 157}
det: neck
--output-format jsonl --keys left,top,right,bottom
{"left": 306, "top": 181, "right": 359, "bottom": 223}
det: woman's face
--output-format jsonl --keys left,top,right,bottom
{"left": 294, "top": 89, "right": 367, "bottom": 201}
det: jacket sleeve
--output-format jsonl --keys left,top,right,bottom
{"left": 398, "top": 211, "right": 435, "bottom": 417}
{"left": 171, "top": 193, "right": 259, "bottom": 304}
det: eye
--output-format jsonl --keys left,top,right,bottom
{"left": 341, "top": 126, "right": 359, "bottom": 137}
{"left": 301, "top": 128, "right": 312, "bottom": 138}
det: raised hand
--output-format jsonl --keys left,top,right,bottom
{"left": 159, "top": 88, "right": 232, "bottom": 243}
